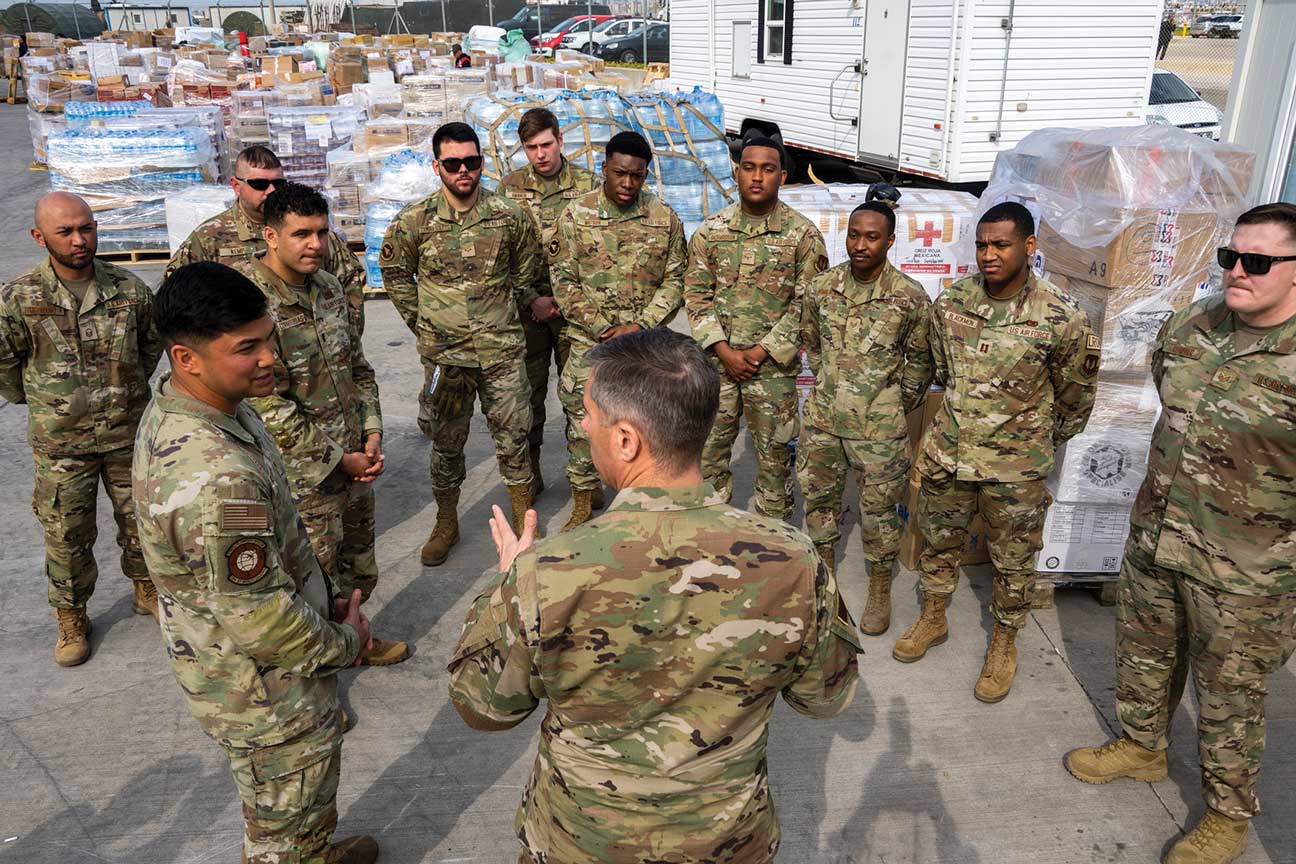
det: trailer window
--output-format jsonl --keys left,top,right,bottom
{"left": 766, "top": 0, "right": 784, "bottom": 56}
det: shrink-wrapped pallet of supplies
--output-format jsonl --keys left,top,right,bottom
{"left": 361, "top": 150, "right": 442, "bottom": 290}
{"left": 266, "top": 105, "right": 362, "bottom": 190}
{"left": 980, "top": 126, "right": 1255, "bottom": 580}
{"left": 47, "top": 126, "right": 217, "bottom": 252}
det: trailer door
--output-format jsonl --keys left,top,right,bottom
{"left": 857, "top": 0, "right": 912, "bottom": 166}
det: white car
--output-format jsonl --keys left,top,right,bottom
{"left": 560, "top": 17, "right": 647, "bottom": 53}
{"left": 1147, "top": 70, "right": 1223, "bottom": 140}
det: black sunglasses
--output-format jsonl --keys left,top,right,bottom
{"left": 1217, "top": 247, "right": 1296, "bottom": 276}
{"left": 439, "top": 156, "right": 483, "bottom": 173}
{"left": 235, "top": 176, "right": 288, "bottom": 192}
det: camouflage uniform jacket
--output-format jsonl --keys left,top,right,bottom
{"left": 133, "top": 377, "right": 360, "bottom": 751}
{"left": 803, "top": 261, "right": 934, "bottom": 444}
{"left": 500, "top": 159, "right": 601, "bottom": 297}
{"left": 919, "top": 272, "right": 1098, "bottom": 483}
{"left": 684, "top": 200, "right": 828, "bottom": 378}
{"left": 550, "top": 188, "right": 688, "bottom": 350}
{"left": 0, "top": 258, "right": 161, "bottom": 456}
{"left": 448, "top": 483, "right": 861, "bottom": 863}
{"left": 1129, "top": 297, "right": 1296, "bottom": 597}
{"left": 165, "top": 203, "right": 366, "bottom": 323}
{"left": 379, "top": 188, "right": 542, "bottom": 368}
{"left": 236, "top": 255, "right": 382, "bottom": 497}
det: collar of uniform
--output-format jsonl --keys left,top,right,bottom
{"left": 727, "top": 201, "right": 784, "bottom": 236}
{"left": 434, "top": 187, "right": 494, "bottom": 229}
{"left": 250, "top": 253, "right": 311, "bottom": 307}
{"left": 606, "top": 482, "right": 727, "bottom": 513}
{"left": 836, "top": 261, "right": 896, "bottom": 304}
{"left": 230, "top": 203, "right": 265, "bottom": 243}
{"left": 966, "top": 271, "right": 1037, "bottom": 322}
{"left": 37, "top": 258, "right": 120, "bottom": 311}
{"left": 1216, "top": 303, "right": 1296, "bottom": 357}
{"left": 153, "top": 375, "right": 257, "bottom": 444}
{"left": 529, "top": 159, "right": 571, "bottom": 195}
{"left": 597, "top": 188, "right": 645, "bottom": 221}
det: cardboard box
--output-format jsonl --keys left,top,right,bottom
{"left": 1037, "top": 208, "right": 1219, "bottom": 290}
{"left": 265, "top": 54, "right": 299, "bottom": 77}
{"left": 1035, "top": 503, "right": 1132, "bottom": 574}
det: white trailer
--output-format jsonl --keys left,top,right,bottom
{"left": 668, "top": 0, "right": 1163, "bottom": 183}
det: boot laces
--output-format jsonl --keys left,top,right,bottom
{"left": 985, "top": 629, "right": 1014, "bottom": 674}
{"left": 57, "top": 612, "right": 85, "bottom": 641}
{"left": 1188, "top": 812, "right": 1235, "bottom": 850}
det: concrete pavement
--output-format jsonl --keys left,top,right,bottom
{"left": 1, "top": 103, "right": 1293, "bottom": 864}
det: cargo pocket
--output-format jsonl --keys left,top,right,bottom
{"left": 1217, "top": 595, "right": 1296, "bottom": 691}
{"left": 248, "top": 724, "right": 339, "bottom": 819}
{"left": 31, "top": 472, "right": 58, "bottom": 523}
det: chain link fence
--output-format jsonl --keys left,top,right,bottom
{"left": 1158, "top": 2, "right": 1246, "bottom": 111}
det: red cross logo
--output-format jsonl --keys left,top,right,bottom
{"left": 913, "top": 220, "right": 943, "bottom": 247}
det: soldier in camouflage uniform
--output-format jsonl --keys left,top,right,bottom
{"left": 449, "top": 329, "right": 860, "bottom": 864}
{"left": 1066, "top": 204, "right": 1296, "bottom": 864}
{"left": 798, "top": 202, "right": 933, "bottom": 636}
{"left": 893, "top": 202, "right": 1097, "bottom": 703}
{"left": 133, "top": 263, "right": 377, "bottom": 864}
{"left": 233, "top": 183, "right": 408, "bottom": 667}
{"left": 550, "top": 130, "right": 687, "bottom": 531}
{"left": 500, "top": 108, "right": 601, "bottom": 496}
{"left": 379, "top": 123, "right": 540, "bottom": 566}
{"left": 0, "top": 192, "right": 162, "bottom": 667}
{"left": 166, "top": 145, "right": 366, "bottom": 316}
{"left": 684, "top": 136, "right": 828, "bottom": 521}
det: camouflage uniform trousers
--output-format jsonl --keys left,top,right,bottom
{"left": 296, "top": 468, "right": 379, "bottom": 602}
{"left": 417, "top": 356, "right": 534, "bottom": 492}
{"left": 31, "top": 446, "right": 149, "bottom": 609}
{"left": 796, "top": 425, "right": 907, "bottom": 568}
{"left": 1115, "top": 527, "right": 1296, "bottom": 819}
{"left": 556, "top": 344, "right": 600, "bottom": 491}
{"left": 701, "top": 373, "right": 799, "bottom": 521}
{"left": 917, "top": 468, "right": 1048, "bottom": 628}
{"left": 227, "top": 715, "right": 343, "bottom": 864}
{"left": 523, "top": 313, "right": 570, "bottom": 454}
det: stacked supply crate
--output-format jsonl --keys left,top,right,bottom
{"left": 981, "top": 126, "right": 1255, "bottom": 580}
{"left": 266, "top": 105, "right": 362, "bottom": 190}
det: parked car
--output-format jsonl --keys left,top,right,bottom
{"left": 561, "top": 16, "right": 647, "bottom": 54}
{"left": 1189, "top": 13, "right": 1243, "bottom": 38}
{"left": 495, "top": 3, "right": 611, "bottom": 41}
{"left": 597, "top": 21, "right": 669, "bottom": 63}
{"left": 531, "top": 14, "right": 613, "bottom": 54}
{"left": 1147, "top": 70, "right": 1223, "bottom": 140}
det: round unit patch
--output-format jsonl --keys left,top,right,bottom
{"left": 548, "top": 238, "right": 561, "bottom": 257}
{"left": 379, "top": 242, "right": 395, "bottom": 263}
{"left": 226, "top": 538, "right": 269, "bottom": 585}
{"left": 1083, "top": 442, "right": 1130, "bottom": 489}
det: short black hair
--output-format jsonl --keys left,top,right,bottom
{"left": 263, "top": 181, "right": 329, "bottom": 229}
{"left": 1236, "top": 202, "right": 1296, "bottom": 246}
{"left": 586, "top": 329, "right": 718, "bottom": 475}
{"left": 740, "top": 135, "right": 787, "bottom": 171}
{"left": 236, "top": 144, "right": 281, "bottom": 171}
{"left": 606, "top": 130, "right": 652, "bottom": 165}
{"left": 433, "top": 122, "right": 480, "bottom": 158}
{"left": 979, "top": 201, "right": 1035, "bottom": 240}
{"left": 451, "top": 43, "right": 462, "bottom": 52}
{"left": 850, "top": 201, "right": 897, "bottom": 236}
{"left": 155, "top": 262, "right": 269, "bottom": 348}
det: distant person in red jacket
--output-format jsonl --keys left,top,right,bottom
{"left": 452, "top": 43, "right": 471, "bottom": 68}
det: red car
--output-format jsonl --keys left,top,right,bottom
{"left": 530, "top": 15, "right": 614, "bottom": 54}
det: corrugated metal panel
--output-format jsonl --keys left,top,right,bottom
{"left": 949, "top": 0, "right": 1160, "bottom": 182}
{"left": 669, "top": 0, "right": 712, "bottom": 84}
{"left": 670, "top": 0, "right": 864, "bottom": 158}
{"left": 899, "top": 0, "right": 960, "bottom": 176}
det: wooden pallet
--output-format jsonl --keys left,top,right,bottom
{"left": 1032, "top": 579, "right": 1118, "bottom": 610}
{"left": 5, "top": 76, "right": 24, "bottom": 104}
{"left": 97, "top": 248, "right": 170, "bottom": 264}
{"left": 362, "top": 286, "right": 387, "bottom": 299}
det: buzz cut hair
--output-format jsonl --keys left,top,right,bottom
{"left": 236, "top": 144, "right": 282, "bottom": 171}
{"left": 1236, "top": 202, "right": 1296, "bottom": 246}
{"left": 979, "top": 201, "right": 1035, "bottom": 240}
{"left": 433, "top": 121, "right": 481, "bottom": 158}
{"left": 586, "top": 329, "right": 719, "bottom": 475}
{"left": 740, "top": 135, "right": 787, "bottom": 171}
{"left": 606, "top": 130, "right": 653, "bottom": 165}
{"left": 850, "top": 200, "right": 897, "bottom": 236}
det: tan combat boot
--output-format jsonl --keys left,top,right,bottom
{"left": 508, "top": 483, "right": 539, "bottom": 538}
{"left": 1164, "top": 809, "right": 1249, "bottom": 864}
{"left": 562, "top": 488, "right": 594, "bottom": 533}
{"left": 55, "top": 608, "right": 91, "bottom": 667}
{"left": 1064, "top": 737, "right": 1169, "bottom": 784}
{"left": 591, "top": 485, "right": 606, "bottom": 511}
{"left": 326, "top": 835, "right": 380, "bottom": 864}
{"left": 361, "top": 636, "right": 410, "bottom": 666}
{"left": 132, "top": 580, "right": 160, "bottom": 623}
{"left": 420, "top": 489, "right": 460, "bottom": 566}
{"left": 859, "top": 560, "right": 894, "bottom": 636}
{"left": 974, "top": 623, "right": 1019, "bottom": 703}
{"left": 814, "top": 543, "right": 836, "bottom": 576}
{"left": 529, "top": 447, "right": 545, "bottom": 497}
{"left": 892, "top": 592, "right": 948, "bottom": 663}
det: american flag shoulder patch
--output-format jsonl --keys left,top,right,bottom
{"left": 220, "top": 500, "right": 270, "bottom": 532}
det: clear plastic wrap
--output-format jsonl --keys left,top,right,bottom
{"left": 1046, "top": 374, "right": 1160, "bottom": 505}
{"left": 266, "top": 105, "right": 362, "bottom": 188}
{"left": 165, "top": 185, "right": 236, "bottom": 253}
{"left": 401, "top": 74, "right": 448, "bottom": 119}
{"left": 27, "top": 105, "right": 68, "bottom": 165}
{"left": 361, "top": 152, "right": 443, "bottom": 289}
{"left": 26, "top": 71, "right": 97, "bottom": 113}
